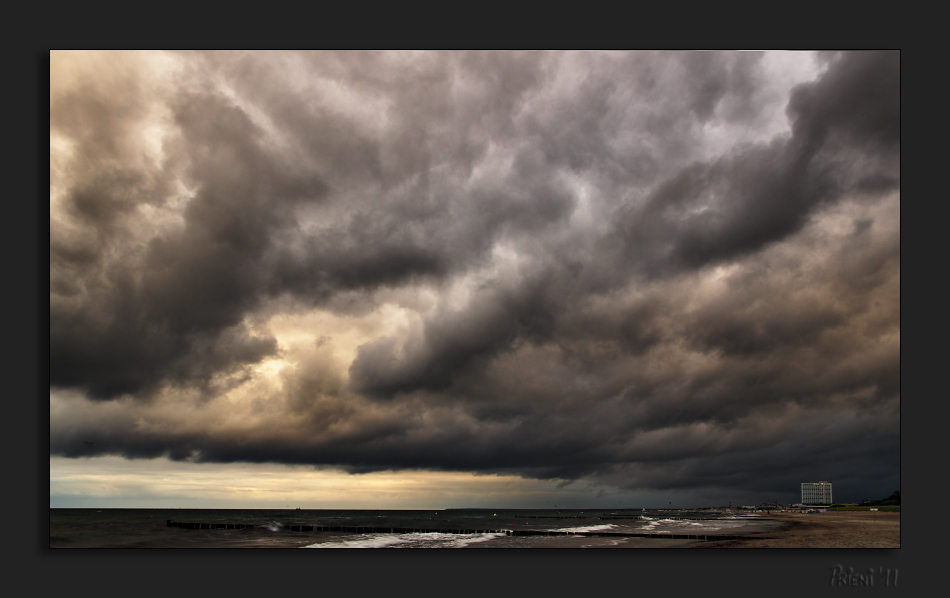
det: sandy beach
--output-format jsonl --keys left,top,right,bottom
{"left": 686, "top": 511, "right": 900, "bottom": 548}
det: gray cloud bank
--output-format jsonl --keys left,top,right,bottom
{"left": 50, "top": 51, "right": 899, "bottom": 501}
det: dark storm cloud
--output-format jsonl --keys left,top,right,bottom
{"left": 50, "top": 51, "right": 899, "bottom": 502}
{"left": 349, "top": 265, "right": 565, "bottom": 396}
{"left": 51, "top": 50, "right": 575, "bottom": 398}
{"left": 788, "top": 50, "right": 900, "bottom": 153}
{"left": 613, "top": 50, "right": 899, "bottom": 278}
{"left": 52, "top": 87, "right": 315, "bottom": 397}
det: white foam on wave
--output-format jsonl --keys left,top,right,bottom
{"left": 582, "top": 538, "right": 626, "bottom": 547}
{"left": 303, "top": 531, "right": 505, "bottom": 549}
{"left": 447, "top": 532, "right": 507, "bottom": 547}
{"left": 304, "top": 534, "right": 411, "bottom": 548}
{"left": 638, "top": 518, "right": 749, "bottom": 533}
{"left": 551, "top": 524, "right": 617, "bottom": 533}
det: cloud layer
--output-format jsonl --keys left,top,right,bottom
{"left": 50, "top": 51, "right": 899, "bottom": 501}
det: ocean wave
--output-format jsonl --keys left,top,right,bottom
{"left": 303, "top": 531, "right": 506, "bottom": 548}
{"left": 550, "top": 524, "right": 617, "bottom": 533}
{"left": 638, "top": 518, "right": 747, "bottom": 533}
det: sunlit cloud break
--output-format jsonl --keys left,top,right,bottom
{"left": 50, "top": 50, "right": 899, "bottom": 508}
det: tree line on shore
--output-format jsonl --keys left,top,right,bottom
{"left": 826, "top": 490, "right": 900, "bottom": 511}
{"left": 860, "top": 490, "right": 900, "bottom": 507}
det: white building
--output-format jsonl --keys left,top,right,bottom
{"left": 801, "top": 481, "right": 833, "bottom": 505}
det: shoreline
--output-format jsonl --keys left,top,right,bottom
{"left": 684, "top": 511, "right": 900, "bottom": 548}
{"left": 50, "top": 511, "right": 899, "bottom": 548}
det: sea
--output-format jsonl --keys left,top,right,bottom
{"left": 49, "top": 508, "right": 779, "bottom": 548}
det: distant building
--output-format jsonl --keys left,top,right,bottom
{"left": 802, "top": 481, "right": 833, "bottom": 505}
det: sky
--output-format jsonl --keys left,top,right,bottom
{"left": 49, "top": 50, "right": 899, "bottom": 509}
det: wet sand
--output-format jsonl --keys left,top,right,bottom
{"left": 685, "top": 511, "right": 900, "bottom": 548}
{"left": 468, "top": 535, "right": 699, "bottom": 548}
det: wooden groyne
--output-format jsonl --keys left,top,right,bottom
{"left": 165, "top": 520, "right": 763, "bottom": 541}
{"left": 167, "top": 521, "right": 258, "bottom": 530}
